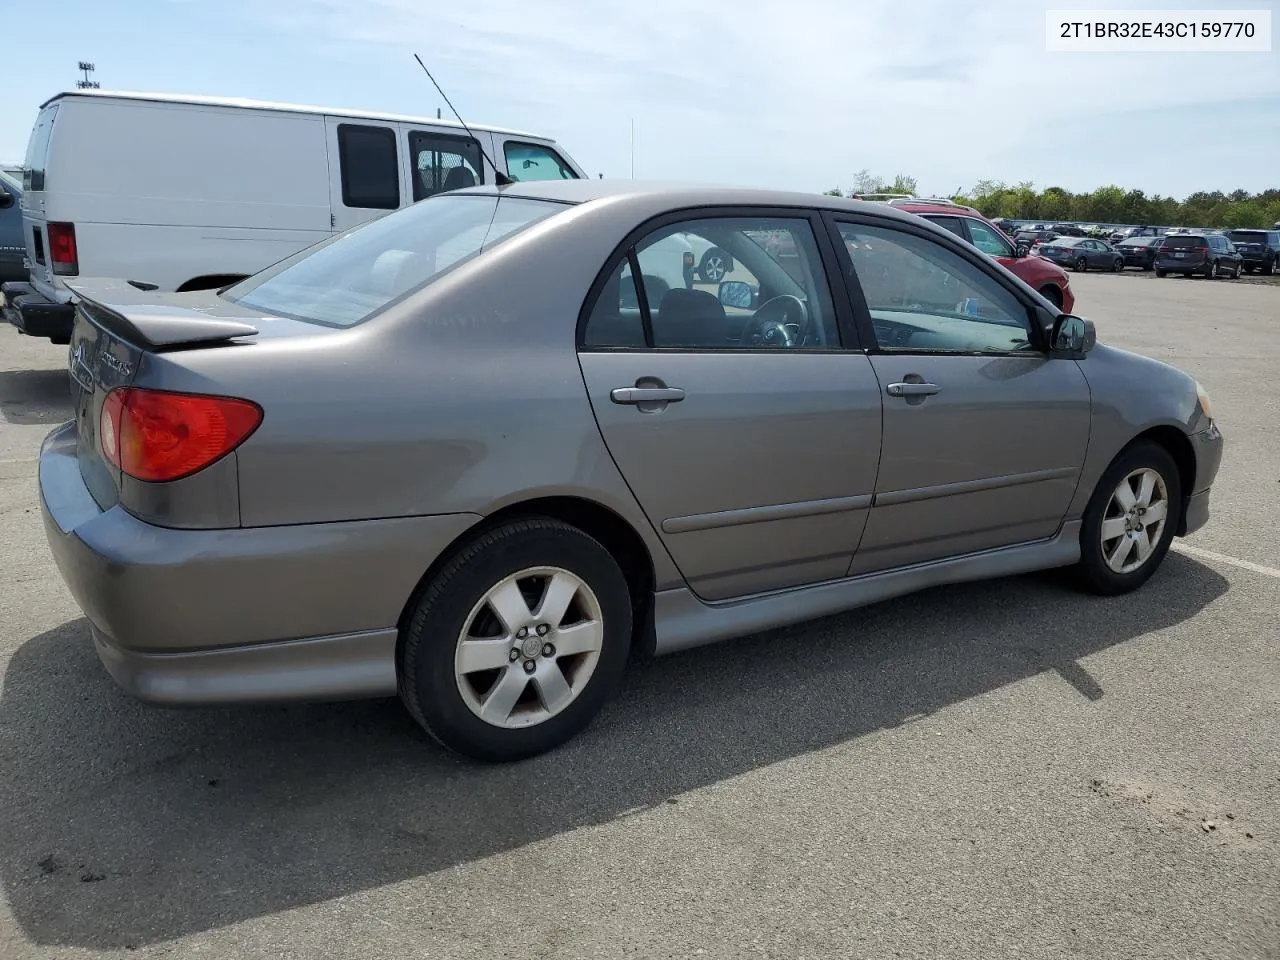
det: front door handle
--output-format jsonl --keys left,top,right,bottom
{"left": 886, "top": 382, "right": 940, "bottom": 398}
{"left": 611, "top": 386, "right": 686, "bottom": 404}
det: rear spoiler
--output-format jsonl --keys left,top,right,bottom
{"left": 65, "top": 281, "right": 259, "bottom": 350}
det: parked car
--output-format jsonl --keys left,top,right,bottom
{"left": 1049, "top": 224, "right": 1087, "bottom": 237}
{"left": 1224, "top": 229, "right": 1279, "bottom": 275}
{"left": 2, "top": 89, "right": 586, "bottom": 344}
{"left": 1036, "top": 236, "right": 1124, "bottom": 272}
{"left": 1116, "top": 236, "right": 1163, "bottom": 271}
{"left": 1154, "top": 233, "right": 1242, "bottom": 279}
{"left": 0, "top": 171, "right": 25, "bottom": 284}
{"left": 891, "top": 201, "right": 1075, "bottom": 311}
{"left": 38, "top": 181, "right": 1221, "bottom": 761}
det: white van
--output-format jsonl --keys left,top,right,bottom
{"left": 4, "top": 90, "right": 586, "bottom": 343}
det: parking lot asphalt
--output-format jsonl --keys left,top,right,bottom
{"left": 0, "top": 273, "right": 1277, "bottom": 960}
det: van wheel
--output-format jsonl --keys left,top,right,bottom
{"left": 1156, "top": 269, "right": 1167, "bottom": 278}
{"left": 1074, "top": 441, "right": 1182, "bottom": 597}
{"left": 398, "top": 518, "right": 633, "bottom": 762}
{"left": 698, "top": 248, "right": 733, "bottom": 283}
{"left": 1264, "top": 260, "right": 1275, "bottom": 276}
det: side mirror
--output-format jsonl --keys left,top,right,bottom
{"left": 1050, "top": 313, "right": 1096, "bottom": 359}
{"left": 1014, "top": 243, "right": 1029, "bottom": 257}
{"left": 718, "top": 279, "right": 757, "bottom": 310}
{"left": 0, "top": 188, "right": 12, "bottom": 210}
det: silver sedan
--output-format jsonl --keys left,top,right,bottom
{"left": 39, "top": 181, "right": 1223, "bottom": 761}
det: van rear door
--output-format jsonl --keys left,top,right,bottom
{"left": 21, "top": 104, "right": 58, "bottom": 295}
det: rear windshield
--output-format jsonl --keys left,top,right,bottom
{"left": 1047, "top": 237, "right": 1083, "bottom": 247}
{"left": 1120, "top": 237, "right": 1156, "bottom": 246}
{"left": 23, "top": 104, "right": 58, "bottom": 192}
{"left": 223, "top": 194, "right": 565, "bottom": 327}
{"left": 1227, "top": 231, "right": 1266, "bottom": 244}
{"left": 1161, "top": 235, "right": 1208, "bottom": 249}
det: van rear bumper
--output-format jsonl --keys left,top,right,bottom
{"left": 2, "top": 282, "right": 75, "bottom": 343}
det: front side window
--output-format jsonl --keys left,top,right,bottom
{"left": 337, "top": 124, "right": 400, "bottom": 210}
{"left": 837, "top": 222, "right": 1035, "bottom": 354}
{"left": 410, "top": 131, "right": 484, "bottom": 201}
{"left": 223, "top": 195, "right": 564, "bottom": 327}
{"left": 503, "top": 142, "right": 577, "bottom": 182}
{"left": 583, "top": 217, "right": 840, "bottom": 351}
{"left": 965, "top": 219, "right": 1014, "bottom": 257}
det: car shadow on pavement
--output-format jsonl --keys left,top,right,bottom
{"left": 0, "top": 369, "right": 73, "bottom": 426}
{"left": 0, "top": 553, "right": 1227, "bottom": 949}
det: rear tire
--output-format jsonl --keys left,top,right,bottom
{"left": 1074, "top": 257, "right": 1088, "bottom": 273}
{"left": 1207, "top": 260, "right": 1220, "bottom": 279}
{"left": 1264, "top": 260, "right": 1275, "bottom": 276}
{"left": 1155, "top": 269, "right": 1167, "bottom": 277}
{"left": 398, "top": 518, "right": 633, "bottom": 762}
{"left": 1074, "top": 441, "right": 1182, "bottom": 597}
{"left": 697, "top": 248, "right": 733, "bottom": 283}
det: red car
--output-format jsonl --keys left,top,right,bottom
{"left": 887, "top": 199, "right": 1076, "bottom": 313}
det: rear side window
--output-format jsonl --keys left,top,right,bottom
{"left": 409, "top": 131, "right": 484, "bottom": 201}
{"left": 923, "top": 215, "right": 966, "bottom": 239}
{"left": 504, "top": 142, "right": 577, "bottom": 182}
{"left": 337, "top": 124, "right": 400, "bottom": 210}
{"left": 23, "top": 104, "right": 58, "bottom": 192}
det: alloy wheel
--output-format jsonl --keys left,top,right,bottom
{"left": 454, "top": 567, "right": 604, "bottom": 729}
{"left": 1100, "top": 468, "right": 1169, "bottom": 574}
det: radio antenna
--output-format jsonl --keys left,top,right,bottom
{"left": 413, "top": 53, "right": 512, "bottom": 185}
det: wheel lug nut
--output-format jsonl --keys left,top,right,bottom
{"left": 542, "top": 643, "right": 555, "bottom": 658}
{"left": 509, "top": 648, "right": 520, "bottom": 662}
{"left": 536, "top": 624, "right": 550, "bottom": 636}
{"left": 523, "top": 659, "right": 537, "bottom": 674}
{"left": 517, "top": 627, "right": 529, "bottom": 639}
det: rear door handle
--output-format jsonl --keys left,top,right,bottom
{"left": 886, "top": 382, "right": 940, "bottom": 397}
{"left": 611, "top": 387, "right": 686, "bottom": 404}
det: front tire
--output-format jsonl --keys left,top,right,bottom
{"left": 1039, "top": 285, "right": 1063, "bottom": 310}
{"left": 399, "top": 518, "right": 633, "bottom": 762}
{"left": 1112, "top": 257, "right": 1123, "bottom": 272}
{"left": 1074, "top": 441, "right": 1182, "bottom": 596}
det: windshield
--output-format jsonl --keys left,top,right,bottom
{"left": 1161, "top": 235, "right": 1208, "bottom": 249}
{"left": 223, "top": 194, "right": 566, "bottom": 327}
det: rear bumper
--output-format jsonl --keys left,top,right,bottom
{"left": 39, "top": 421, "right": 482, "bottom": 704}
{"left": 1154, "top": 259, "right": 1207, "bottom": 272}
{"left": 2, "top": 282, "right": 75, "bottom": 342}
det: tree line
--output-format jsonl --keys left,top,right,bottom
{"left": 825, "top": 170, "right": 1280, "bottom": 229}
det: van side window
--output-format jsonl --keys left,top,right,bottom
{"left": 409, "top": 131, "right": 485, "bottom": 201}
{"left": 503, "top": 142, "right": 577, "bottom": 182}
{"left": 337, "top": 124, "right": 400, "bottom": 210}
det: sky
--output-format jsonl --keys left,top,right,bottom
{"left": 3, "top": 0, "right": 1278, "bottom": 199}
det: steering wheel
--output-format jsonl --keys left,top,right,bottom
{"left": 741, "top": 295, "right": 809, "bottom": 347}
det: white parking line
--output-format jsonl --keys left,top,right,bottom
{"left": 1174, "top": 542, "right": 1280, "bottom": 581}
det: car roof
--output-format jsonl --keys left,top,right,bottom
{"left": 39, "top": 90, "right": 553, "bottom": 140}
{"left": 888, "top": 201, "right": 983, "bottom": 217}
{"left": 455, "top": 178, "right": 933, "bottom": 219}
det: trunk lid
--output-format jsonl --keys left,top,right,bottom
{"left": 64, "top": 279, "right": 262, "bottom": 509}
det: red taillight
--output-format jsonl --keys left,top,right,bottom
{"left": 46, "top": 222, "right": 78, "bottom": 276}
{"left": 99, "top": 388, "right": 263, "bottom": 482}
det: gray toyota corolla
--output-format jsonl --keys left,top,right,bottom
{"left": 40, "top": 181, "right": 1223, "bottom": 761}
